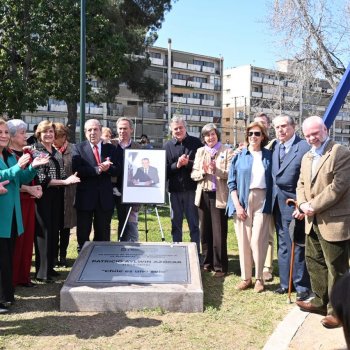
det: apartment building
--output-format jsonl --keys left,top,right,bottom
{"left": 223, "top": 60, "right": 350, "bottom": 146}
{"left": 109, "top": 43, "right": 223, "bottom": 145}
{"left": 22, "top": 43, "right": 223, "bottom": 147}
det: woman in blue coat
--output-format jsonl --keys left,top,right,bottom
{"left": 227, "top": 121, "right": 273, "bottom": 293}
{"left": 0, "top": 119, "right": 49, "bottom": 313}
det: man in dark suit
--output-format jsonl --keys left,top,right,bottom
{"left": 72, "top": 119, "right": 120, "bottom": 252}
{"left": 132, "top": 158, "right": 159, "bottom": 186}
{"left": 272, "top": 115, "right": 311, "bottom": 301}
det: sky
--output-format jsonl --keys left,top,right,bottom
{"left": 155, "top": 0, "right": 282, "bottom": 70}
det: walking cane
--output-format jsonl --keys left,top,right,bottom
{"left": 286, "top": 198, "right": 298, "bottom": 304}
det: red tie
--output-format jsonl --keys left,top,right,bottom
{"left": 93, "top": 145, "right": 101, "bottom": 164}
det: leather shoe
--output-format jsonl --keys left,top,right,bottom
{"left": 321, "top": 315, "right": 341, "bottom": 329}
{"left": 274, "top": 287, "right": 288, "bottom": 294}
{"left": 296, "top": 300, "right": 327, "bottom": 316}
{"left": 236, "top": 279, "right": 253, "bottom": 290}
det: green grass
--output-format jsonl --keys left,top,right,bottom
{"left": 0, "top": 205, "right": 294, "bottom": 350}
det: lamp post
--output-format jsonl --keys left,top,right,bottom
{"left": 79, "top": 0, "right": 86, "bottom": 142}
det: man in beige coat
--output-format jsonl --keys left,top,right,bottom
{"left": 296, "top": 116, "right": 350, "bottom": 329}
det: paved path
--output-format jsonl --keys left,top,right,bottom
{"left": 264, "top": 306, "right": 347, "bottom": 350}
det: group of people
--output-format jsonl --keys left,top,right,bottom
{"left": 0, "top": 114, "right": 349, "bottom": 334}
{"left": 165, "top": 114, "right": 349, "bottom": 331}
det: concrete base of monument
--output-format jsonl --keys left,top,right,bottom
{"left": 60, "top": 241, "right": 203, "bottom": 313}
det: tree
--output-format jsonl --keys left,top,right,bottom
{"left": 267, "top": 0, "right": 350, "bottom": 89}
{"left": 0, "top": 0, "right": 173, "bottom": 140}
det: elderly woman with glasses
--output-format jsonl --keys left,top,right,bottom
{"left": 227, "top": 121, "right": 273, "bottom": 292}
{"left": 7, "top": 119, "right": 44, "bottom": 288}
{"left": 191, "top": 123, "right": 234, "bottom": 277}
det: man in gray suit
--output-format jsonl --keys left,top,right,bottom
{"left": 272, "top": 115, "right": 311, "bottom": 301}
{"left": 296, "top": 116, "right": 350, "bottom": 329}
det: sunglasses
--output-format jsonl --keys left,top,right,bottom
{"left": 248, "top": 131, "right": 261, "bottom": 137}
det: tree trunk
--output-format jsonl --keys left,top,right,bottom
{"left": 66, "top": 101, "right": 78, "bottom": 143}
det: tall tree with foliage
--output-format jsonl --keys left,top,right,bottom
{"left": 0, "top": 0, "right": 172, "bottom": 140}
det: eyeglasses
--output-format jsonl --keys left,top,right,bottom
{"left": 248, "top": 131, "right": 261, "bottom": 137}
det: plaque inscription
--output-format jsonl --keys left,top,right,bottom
{"left": 78, "top": 244, "right": 190, "bottom": 284}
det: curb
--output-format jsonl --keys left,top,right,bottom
{"left": 263, "top": 306, "right": 308, "bottom": 350}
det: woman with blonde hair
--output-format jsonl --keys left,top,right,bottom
{"left": 33, "top": 120, "right": 80, "bottom": 282}
{"left": 227, "top": 121, "right": 273, "bottom": 292}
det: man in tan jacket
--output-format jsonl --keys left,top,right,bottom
{"left": 296, "top": 116, "right": 350, "bottom": 329}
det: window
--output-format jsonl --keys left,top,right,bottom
{"left": 193, "top": 59, "right": 214, "bottom": 68}
{"left": 149, "top": 52, "right": 161, "bottom": 59}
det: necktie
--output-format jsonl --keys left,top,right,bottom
{"left": 279, "top": 143, "right": 286, "bottom": 166}
{"left": 93, "top": 145, "right": 101, "bottom": 164}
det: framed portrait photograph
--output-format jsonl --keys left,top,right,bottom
{"left": 122, "top": 149, "right": 166, "bottom": 204}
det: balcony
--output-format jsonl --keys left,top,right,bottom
{"left": 173, "top": 61, "right": 187, "bottom": 69}
{"left": 284, "top": 96, "right": 294, "bottom": 102}
{"left": 172, "top": 96, "right": 187, "bottom": 103}
{"left": 51, "top": 104, "right": 68, "bottom": 112}
{"left": 187, "top": 98, "right": 201, "bottom": 105}
{"left": 287, "top": 82, "right": 297, "bottom": 88}
{"left": 187, "top": 63, "right": 201, "bottom": 71}
{"left": 186, "top": 115, "right": 200, "bottom": 121}
{"left": 252, "top": 76, "right": 263, "bottom": 83}
{"left": 202, "top": 66, "right": 215, "bottom": 73}
{"left": 202, "top": 99, "right": 215, "bottom": 106}
{"left": 187, "top": 81, "right": 201, "bottom": 88}
{"left": 150, "top": 57, "right": 164, "bottom": 66}
{"left": 201, "top": 116, "right": 213, "bottom": 123}
{"left": 263, "top": 93, "right": 273, "bottom": 99}
{"left": 251, "top": 91, "right": 262, "bottom": 98}
{"left": 263, "top": 78, "right": 274, "bottom": 84}
{"left": 274, "top": 80, "right": 284, "bottom": 86}
{"left": 201, "top": 83, "right": 214, "bottom": 90}
{"left": 172, "top": 78, "right": 187, "bottom": 86}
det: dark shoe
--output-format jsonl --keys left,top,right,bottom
{"left": 213, "top": 271, "right": 226, "bottom": 278}
{"left": 296, "top": 290, "right": 312, "bottom": 301}
{"left": 20, "top": 281, "right": 37, "bottom": 288}
{"left": 296, "top": 300, "right": 327, "bottom": 316}
{"left": 59, "top": 257, "right": 67, "bottom": 267}
{"left": 321, "top": 315, "right": 341, "bottom": 329}
{"left": 0, "top": 303, "right": 10, "bottom": 314}
{"left": 274, "top": 287, "right": 288, "bottom": 294}
{"left": 263, "top": 271, "right": 273, "bottom": 282}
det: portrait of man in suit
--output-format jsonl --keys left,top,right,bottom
{"left": 132, "top": 158, "right": 159, "bottom": 186}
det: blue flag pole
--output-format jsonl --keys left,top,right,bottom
{"left": 323, "top": 63, "right": 350, "bottom": 129}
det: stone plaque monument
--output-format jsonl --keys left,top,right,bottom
{"left": 60, "top": 242, "right": 203, "bottom": 312}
